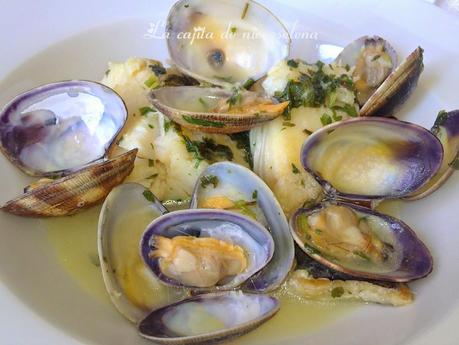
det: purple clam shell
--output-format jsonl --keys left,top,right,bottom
{"left": 290, "top": 201, "right": 433, "bottom": 282}
{"left": 301, "top": 117, "right": 443, "bottom": 200}
{"left": 138, "top": 292, "right": 279, "bottom": 344}
{"left": 140, "top": 209, "right": 274, "bottom": 292}
{"left": 0, "top": 80, "right": 127, "bottom": 177}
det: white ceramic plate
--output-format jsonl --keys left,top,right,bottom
{"left": 1, "top": 0, "right": 459, "bottom": 344}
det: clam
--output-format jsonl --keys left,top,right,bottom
{"left": 98, "top": 183, "right": 186, "bottom": 323}
{"left": 149, "top": 86, "right": 288, "bottom": 134}
{"left": 291, "top": 201, "right": 432, "bottom": 282}
{"left": 0, "top": 80, "right": 131, "bottom": 217}
{"left": 149, "top": 0, "right": 291, "bottom": 133}
{"left": 359, "top": 47, "right": 424, "bottom": 117}
{"left": 166, "top": 0, "right": 290, "bottom": 87}
{"left": 1, "top": 149, "right": 137, "bottom": 217}
{"left": 290, "top": 117, "right": 441, "bottom": 281}
{"left": 138, "top": 291, "right": 279, "bottom": 345}
{"left": 0, "top": 80, "right": 127, "bottom": 177}
{"left": 335, "top": 36, "right": 397, "bottom": 106}
{"left": 336, "top": 37, "right": 424, "bottom": 117}
{"left": 140, "top": 209, "right": 274, "bottom": 292}
{"left": 190, "top": 162, "right": 295, "bottom": 292}
{"left": 405, "top": 110, "right": 459, "bottom": 200}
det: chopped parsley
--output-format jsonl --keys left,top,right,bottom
{"left": 333, "top": 104, "right": 358, "bottom": 117}
{"left": 303, "top": 129, "right": 313, "bottom": 135}
{"left": 226, "top": 88, "right": 243, "bottom": 109}
{"left": 148, "top": 124, "right": 154, "bottom": 129}
{"left": 229, "top": 131, "right": 253, "bottom": 168}
{"left": 183, "top": 115, "right": 225, "bottom": 128}
{"left": 183, "top": 136, "right": 234, "bottom": 168}
{"left": 230, "top": 26, "right": 237, "bottom": 34}
{"left": 139, "top": 106, "right": 155, "bottom": 116}
{"left": 104, "top": 69, "right": 110, "bottom": 77}
{"left": 164, "top": 120, "right": 172, "bottom": 133}
{"left": 142, "top": 190, "right": 156, "bottom": 202}
{"left": 252, "top": 190, "right": 258, "bottom": 200}
{"left": 282, "top": 121, "right": 296, "bottom": 127}
{"left": 147, "top": 173, "right": 159, "bottom": 179}
{"left": 200, "top": 175, "right": 219, "bottom": 188}
{"left": 291, "top": 163, "right": 300, "bottom": 174}
{"left": 320, "top": 113, "right": 332, "bottom": 126}
{"left": 371, "top": 54, "right": 381, "bottom": 61}
{"left": 331, "top": 286, "right": 345, "bottom": 298}
{"left": 148, "top": 159, "right": 154, "bottom": 167}
{"left": 184, "top": 4, "right": 189, "bottom": 8}
{"left": 274, "top": 61, "right": 356, "bottom": 120}
{"left": 242, "top": 78, "right": 255, "bottom": 90}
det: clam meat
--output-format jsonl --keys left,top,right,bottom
{"left": 140, "top": 209, "right": 274, "bottom": 291}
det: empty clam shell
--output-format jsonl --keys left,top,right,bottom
{"left": 98, "top": 183, "right": 185, "bottom": 323}
{"left": 138, "top": 291, "right": 279, "bottom": 345}
{"left": 290, "top": 201, "right": 433, "bottom": 282}
{"left": 140, "top": 209, "right": 274, "bottom": 292}
{"left": 405, "top": 110, "right": 459, "bottom": 200}
{"left": 301, "top": 117, "right": 443, "bottom": 200}
{"left": 1, "top": 149, "right": 137, "bottom": 217}
{"left": 149, "top": 86, "right": 288, "bottom": 133}
{"left": 191, "top": 162, "right": 295, "bottom": 293}
{"left": 0, "top": 80, "right": 127, "bottom": 176}
{"left": 166, "top": 0, "right": 290, "bottom": 87}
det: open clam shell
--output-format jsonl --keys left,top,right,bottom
{"left": 191, "top": 162, "right": 295, "bottom": 293}
{"left": 138, "top": 291, "right": 279, "bottom": 345}
{"left": 335, "top": 35, "right": 397, "bottom": 106}
{"left": 166, "top": 0, "right": 290, "bottom": 87}
{"left": 405, "top": 110, "right": 459, "bottom": 200}
{"left": 0, "top": 80, "right": 127, "bottom": 177}
{"left": 291, "top": 201, "right": 433, "bottom": 282}
{"left": 359, "top": 47, "right": 424, "bottom": 117}
{"left": 301, "top": 117, "right": 443, "bottom": 201}
{"left": 1, "top": 149, "right": 137, "bottom": 217}
{"left": 140, "top": 209, "right": 274, "bottom": 292}
{"left": 98, "top": 183, "right": 185, "bottom": 323}
{"left": 149, "top": 86, "right": 288, "bottom": 133}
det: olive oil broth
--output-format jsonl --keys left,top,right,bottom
{"left": 42, "top": 199, "right": 401, "bottom": 343}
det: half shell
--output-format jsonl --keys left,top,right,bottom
{"left": 138, "top": 291, "right": 279, "bottom": 345}
{"left": 166, "top": 0, "right": 290, "bottom": 87}
{"left": 0, "top": 80, "right": 127, "bottom": 176}
{"left": 290, "top": 201, "right": 433, "bottom": 282}
{"left": 149, "top": 86, "right": 288, "bottom": 133}
{"left": 301, "top": 117, "right": 443, "bottom": 201}
{"left": 1, "top": 149, "right": 137, "bottom": 217}
{"left": 98, "top": 183, "right": 185, "bottom": 323}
